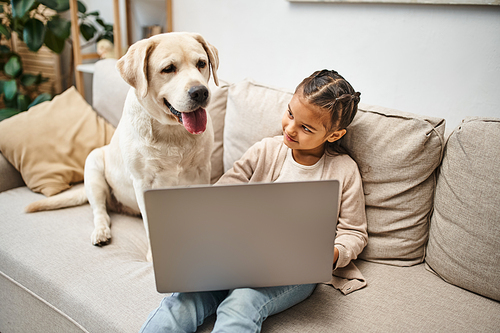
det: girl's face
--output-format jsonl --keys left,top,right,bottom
{"left": 282, "top": 92, "right": 345, "bottom": 165}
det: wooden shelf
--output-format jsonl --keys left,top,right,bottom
{"left": 76, "top": 64, "right": 96, "bottom": 74}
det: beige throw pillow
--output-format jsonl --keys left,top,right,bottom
{"left": 0, "top": 86, "right": 115, "bottom": 196}
{"left": 426, "top": 117, "right": 500, "bottom": 301}
{"left": 341, "top": 104, "right": 446, "bottom": 266}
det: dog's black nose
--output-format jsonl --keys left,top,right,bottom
{"left": 188, "top": 85, "right": 209, "bottom": 104}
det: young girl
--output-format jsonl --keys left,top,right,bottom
{"left": 140, "top": 69, "right": 368, "bottom": 333}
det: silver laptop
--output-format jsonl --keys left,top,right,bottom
{"left": 144, "top": 180, "right": 339, "bottom": 293}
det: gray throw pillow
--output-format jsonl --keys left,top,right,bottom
{"left": 426, "top": 117, "right": 500, "bottom": 301}
{"left": 341, "top": 104, "right": 445, "bottom": 266}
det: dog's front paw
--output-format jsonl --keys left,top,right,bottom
{"left": 91, "top": 226, "right": 111, "bottom": 246}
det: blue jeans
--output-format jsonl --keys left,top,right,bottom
{"left": 139, "top": 284, "right": 316, "bottom": 333}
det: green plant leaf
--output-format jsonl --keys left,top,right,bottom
{"left": 23, "top": 18, "right": 46, "bottom": 52}
{"left": 95, "top": 18, "right": 106, "bottom": 28}
{"left": 43, "top": 0, "right": 69, "bottom": 12}
{"left": 98, "top": 33, "right": 113, "bottom": 44}
{"left": 4, "top": 56, "right": 22, "bottom": 78}
{"left": 4, "top": 98, "right": 17, "bottom": 108}
{"left": 17, "top": 93, "right": 30, "bottom": 111}
{"left": 28, "top": 92, "right": 51, "bottom": 108}
{"left": 0, "top": 45, "right": 10, "bottom": 54}
{"left": 0, "top": 108, "right": 21, "bottom": 122}
{"left": 47, "top": 16, "right": 71, "bottom": 40}
{"left": 43, "top": 28, "right": 66, "bottom": 53}
{"left": 20, "top": 73, "right": 38, "bottom": 87}
{"left": 77, "top": 0, "right": 86, "bottom": 13}
{"left": 80, "top": 23, "right": 96, "bottom": 41}
{"left": 0, "top": 23, "right": 11, "bottom": 39}
{"left": 11, "top": 0, "right": 36, "bottom": 18}
{"left": 38, "top": 0, "right": 59, "bottom": 9}
{"left": 3, "top": 80, "right": 18, "bottom": 100}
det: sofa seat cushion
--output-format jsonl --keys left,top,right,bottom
{"left": 2, "top": 190, "right": 499, "bottom": 333}
{"left": 197, "top": 260, "right": 500, "bottom": 332}
{"left": 0, "top": 187, "right": 164, "bottom": 333}
{"left": 426, "top": 117, "right": 500, "bottom": 301}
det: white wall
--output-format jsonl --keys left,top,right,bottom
{"left": 85, "top": 0, "right": 500, "bottom": 131}
{"left": 173, "top": 1, "right": 500, "bottom": 131}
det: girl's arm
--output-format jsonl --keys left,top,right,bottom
{"left": 216, "top": 140, "right": 265, "bottom": 185}
{"left": 333, "top": 247, "right": 339, "bottom": 265}
{"left": 334, "top": 160, "right": 368, "bottom": 269}
{"left": 216, "top": 137, "right": 286, "bottom": 185}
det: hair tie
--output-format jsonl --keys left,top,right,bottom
{"left": 335, "top": 92, "right": 361, "bottom": 104}
{"left": 335, "top": 93, "right": 351, "bottom": 102}
{"left": 313, "top": 69, "right": 338, "bottom": 79}
{"left": 352, "top": 92, "right": 361, "bottom": 103}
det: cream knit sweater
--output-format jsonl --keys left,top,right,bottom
{"left": 217, "top": 136, "right": 368, "bottom": 294}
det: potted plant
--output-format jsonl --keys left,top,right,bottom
{"left": 0, "top": 0, "right": 113, "bottom": 121}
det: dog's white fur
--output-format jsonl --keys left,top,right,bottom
{"left": 26, "top": 32, "right": 218, "bottom": 261}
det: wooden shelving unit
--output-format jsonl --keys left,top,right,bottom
{"left": 70, "top": 0, "right": 173, "bottom": 96}
{"left": 0, "top": 34, "right": 62, "bottom": 109}
{"left": 9, "top": 34, "right": 62, "bottom": 96}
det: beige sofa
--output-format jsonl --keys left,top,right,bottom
{"left": 1, "top": 59, "right": 499, "bottom": 332}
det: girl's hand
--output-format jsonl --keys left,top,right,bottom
{"left": 333, "top": 247, "right": 339, "bottom": 266}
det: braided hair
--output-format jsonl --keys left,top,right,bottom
{"left": 295, "top": 69, "right": 361, "bottom": 155}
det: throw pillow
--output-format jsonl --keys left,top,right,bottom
{"left": 426, "top": 117, "right": 500, "bottom": 301}
{"left": 207, "top": 80, "right": 229, "bottom": 184}
{"left": 0, "top": 86, "right": 115, "bottom": 196}
{"left": 341, "top": 104, "right": 446, "bottom": 266}
{"left": 223, "top": 78, "right": 292, "bottom": 172}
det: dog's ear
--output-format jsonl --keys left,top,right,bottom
{"left": 116, "top": 38, "right": 157, "bottom": 98}
{"left": 190, "top": 33, "right": 219, "bottom": 86}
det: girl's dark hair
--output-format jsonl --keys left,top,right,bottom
{"left": 296, "top": 69, "right": 361, "bottom": 155}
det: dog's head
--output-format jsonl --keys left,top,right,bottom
{"left": 116, "top": 32, "right": 219, "bottom": 134}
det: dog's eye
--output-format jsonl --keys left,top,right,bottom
{"left": 197, "top": 60, "right": 207, "bottom": 69}
{"left": 162, "top": 65, "right": 176, "bottom": 74}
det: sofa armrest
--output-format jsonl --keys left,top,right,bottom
{"left": 0, "top": 152, "right": 24, "bottom": 192}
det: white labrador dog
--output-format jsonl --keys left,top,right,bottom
{"left": 26, "top": 32, "right": 218, "bottom": 261}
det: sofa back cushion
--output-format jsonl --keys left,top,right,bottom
{"left": 223, "top": 79, "right": 292, "bottom": 171}
{"left": 223, "top": 79, "right": 446, "bottom": 266}
{"left": 340, "top": 105, "right": 445, "bottom": 266}
{"left": 207, "top": 80, "right": 229, "bottom": 183}
{"left": 426, "top": 117, "right": 500, "bottom": 301}
{"left": 92, "top": 59, "right": 130, "bottom": 127}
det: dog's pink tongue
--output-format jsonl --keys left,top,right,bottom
{"left": 183, "top": 108, "right": 207, "bottom": 134}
